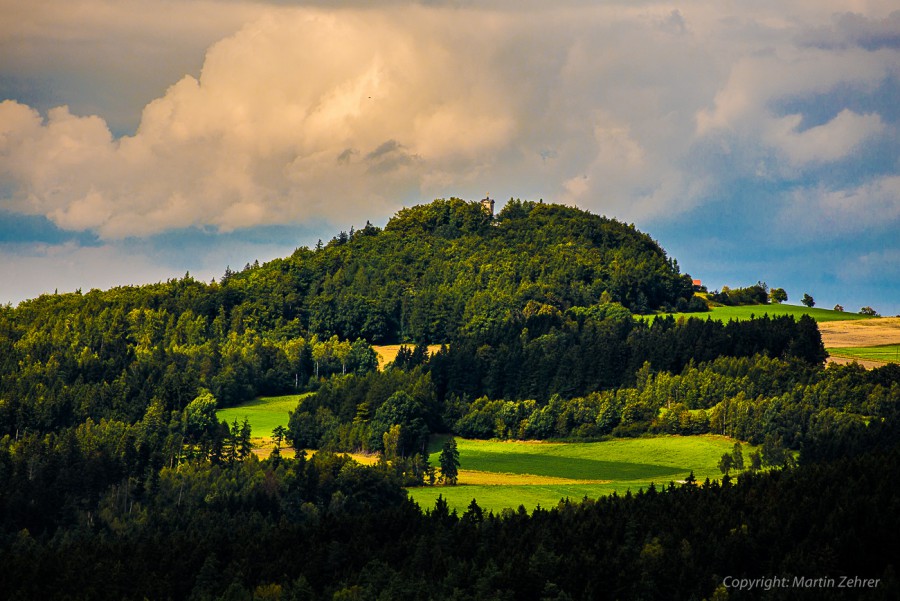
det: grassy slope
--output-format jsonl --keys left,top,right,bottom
{"left": 650, "top": 304, "right": 871, "bottom": 324}
{"left": 409, "top": 435, "right": 755, "bottom": 513}
{"left": 216, "top": 395, "right": 383, "bottom": 461}
{"left": 216, "top": 394, "right": 307, "bottom": 437}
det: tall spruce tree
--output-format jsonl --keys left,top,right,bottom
{"left": 439, "top": 437, "right": 460, "bottom": 485}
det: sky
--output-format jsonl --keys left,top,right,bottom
{"left": 1, "top": 0, "right": 899, "bottom": 315}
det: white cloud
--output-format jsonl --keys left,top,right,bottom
{"left": 0, "top": 2, "right": 898, "bottom": 239}
{"left": 842, "top": 248, "right": 900, "bottom": 283}
{"left": 2, "top": 7, "right": 527, "bottom": 237}
{"left": 0, "top": 0, "right": 271, "bottom": 132}
{"left": 766, "top": 109, "right": 883, "bottom": 165}
{"left": 695, "top": 48, "right": 886, "bottom": 136}
{"left": 780, "top": 175, "right": 900, "bottom": 238}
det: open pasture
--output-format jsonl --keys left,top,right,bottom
{"left": 650, "top": 304, "right": 870, "bottom": 324}
{"left": 409, "top": 435, "right": 753, "bottom": 512}
{"left": 216, "top": 394, "right": 306, "bottom": 437}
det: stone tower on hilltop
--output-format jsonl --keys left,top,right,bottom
{"left": 481, "top": 195, "right": 495, "bottom": 218}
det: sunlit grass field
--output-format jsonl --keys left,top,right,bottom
{"left": 220, "top": 399, "right": 763, "bottom": 511}
{"left": 648, "top": 304, "right": 871, "bottom": 324}
{"left": 829, "top": 344, "right": 900, "bottom": 364}
{"left": 408, "top": 435, "right": 756, "bottom": 513}
{"left": 216, "top": 394, "right": 307, "bottom": 437}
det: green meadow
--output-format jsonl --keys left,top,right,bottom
{"left": 647, "top": 304, "right": 870, "bottom": 324}
{"left": 829, "top": 344, "right": 900, "bottom": 364}
{"left": 216, "top": 394, "right": 307, "bottom": 437}
{"left": 220, "top": 399, "right": 765, "bottom": 512}
{"left": 409, "top": 435, "right": 755, "bottom": 512}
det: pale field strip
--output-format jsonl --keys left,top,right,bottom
{"left": 820, "top": 317, "right": 900, "bottom": 368}
{"left": 459, "top": 469, "right": 611, "bottom": 486}
{"left": 250, "top": 440, "right": 381, "bottom": 465}
{"left": 825, "top": 356, "right": 894, "bottom": 369}
{"left": 250, "top": 438, "right": 296, "bottom": 459}
{"left": 372, "top": 344, "right": 444, "bottom": 370}
{"left": 819, "top": 317, "right": 900, "bottom": 348}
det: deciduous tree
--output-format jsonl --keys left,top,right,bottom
{"left": 731, "top": 442, "right": 744, "bottom": 471}
{"left": 718, "top": 452, "right": 734, "bottom": 476}
{"left": 769, "top": 288, "right": 788, "bottom": 304}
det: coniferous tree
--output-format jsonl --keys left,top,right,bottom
{"left": 238, "top": 417, "right": 253, "bottom": 460}
{"left": 749, "top": 449, "right": 762, "bottom": 471}
{"left": 732, "top": 442, "right": 744, "bottom": 471}
{"left": 439, "top": 437, "right": 460, "bottom": 485}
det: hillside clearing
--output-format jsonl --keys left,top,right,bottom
{"left": 648, "top": 304, "right": 871, "bottom": 324}
{"left": 409, "top": 435, "right": 755, "bottom": 512}
{"left": 216, "top": 394, "right": 308, "bottom": 438}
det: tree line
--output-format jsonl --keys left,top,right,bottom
{"left": 286, "top": 310, "right": 834, "bottom": 459}
{"left": 0, "top": 294, "right": 377, "bottom": 437}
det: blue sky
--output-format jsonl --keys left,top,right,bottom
{"left": 1, "top": 1, "right": 899, "bottom": 315}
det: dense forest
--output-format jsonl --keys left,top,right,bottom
{"left": 1, "top": 199, "right": 898, "bottom": 599}
{"left": 289, "top": 313, "right": 833, "bottom": 461}
{"left": 218, "top": 197, "right": 697, "bottom": 342}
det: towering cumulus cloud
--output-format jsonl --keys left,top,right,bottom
{"left": 0, "top": 1, "right": 898, "bottom": 271}
{"left": 1, "top": 8, "right": 514, "bottom": 237}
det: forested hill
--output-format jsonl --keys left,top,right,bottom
{"left": 10, "top": 198, "right": 692, "bottom": 347}
{"left": 199, "top": 198, "right": 693, "bottom": 344}
{"left": 4, "top": 199, "right": 898, "bottom": 600}
{"left": 0, "top": 198, "right": 694, "bottom": 423}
